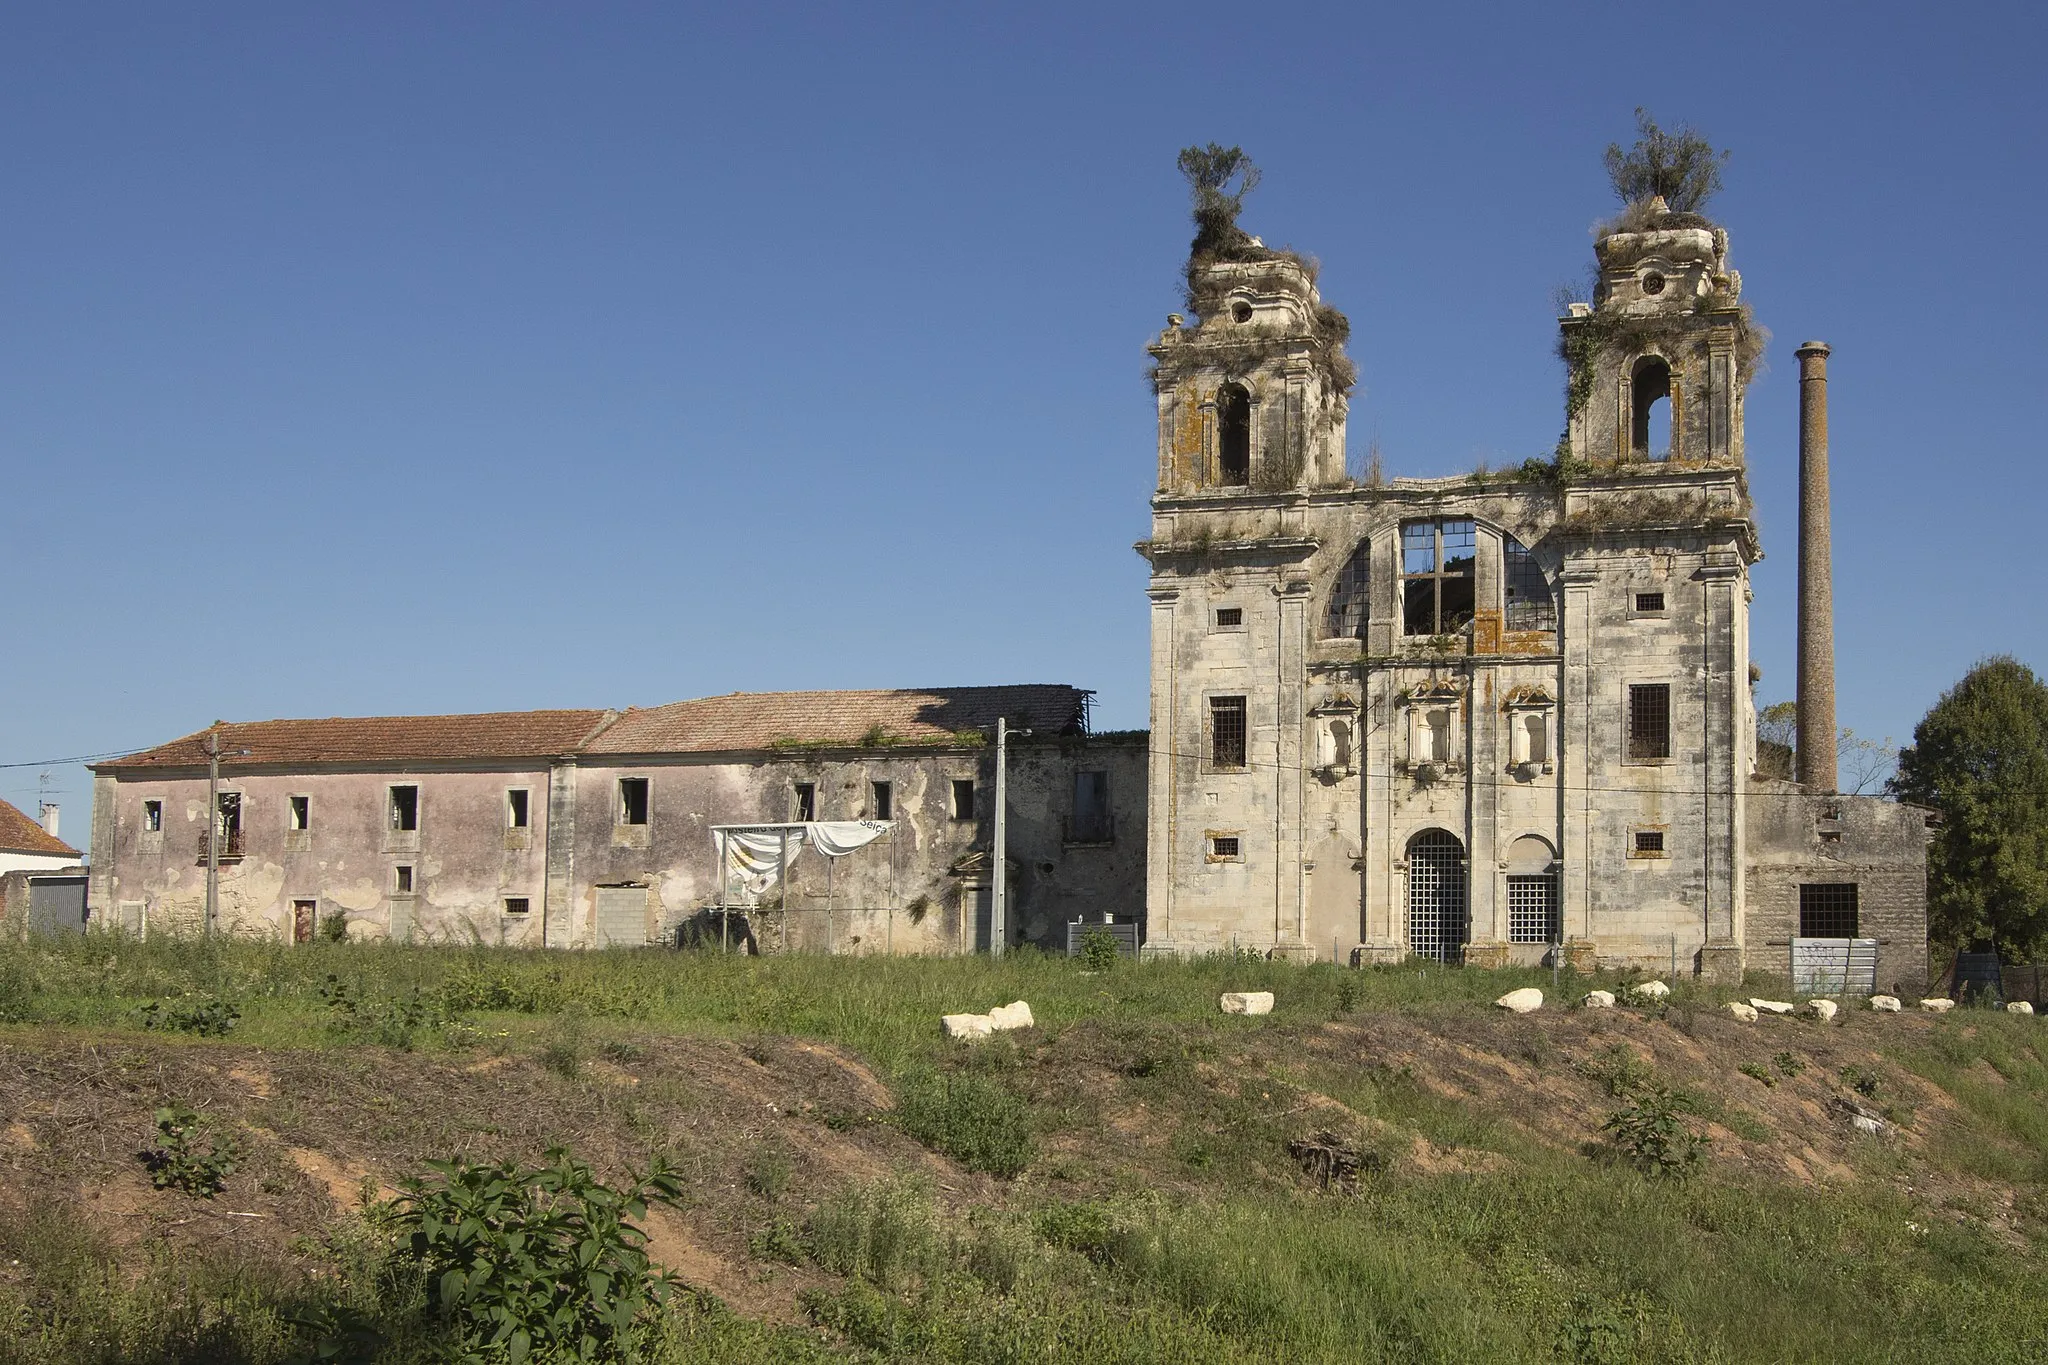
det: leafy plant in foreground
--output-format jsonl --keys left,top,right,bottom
{"left": 893, "top": 1069, "right": 1034, "bottom": 1178}
{"left": 382, "top": 1146, "right": 683, "bottom": 1362}
{"left": 1603, "top": 1084, "right": 1709, "bottom": 1178}
{"left": 139, "top": 994, "right": 240, "bottom": 1036}
{"left": 140, "top": 1103, "right": 240, "bottom": 1196}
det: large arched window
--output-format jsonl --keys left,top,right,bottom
{"left": 1630, "top": 356, "right": 1672, "bottom": 459}
{"left": 1503, "top": 535, "right": 1555, "bottom": 631}
{"left": 1505, "top": 834, "right": 1560, "bottom": 945}
{"left": 1216, "top": 383, "right": 1251, "bottom": 486}
{"left": 1325, "top": 540, "right": 1371, "bottom": 639}
{"left": 1406, "top": 829, "right": 1468, "bottom": 963}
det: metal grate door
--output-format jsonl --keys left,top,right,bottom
{"left": 1507, "top": 873, "right": 1558, "bottom": 945}
{"left": 1407, "top": 832, "right": 1468, "bottom": 963}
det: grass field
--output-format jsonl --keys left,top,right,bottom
{"left": 2, "top": 933, "right": 2045, "bottom": 1363}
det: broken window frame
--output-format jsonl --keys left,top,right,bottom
{"left": 617, "top": 777, "right": 650, "bottom": 827}
{"left": 142, "top": 799, "right": 163, "bottom": 833}
{"left": 388, "top": 785, "right": 419, "bottom": 832}
{"left": 1399, "top": 519, "right": 1477, "bottom": 637}
{"left": 1627, "top": 683, "right": 1673, "bottom": 761}
{"left": 1502, "top": 535, "right": 1555, "bottom": 631}
{"left": 1325, "top": 539, "right": 1371, "bottom": 640}
{"left": 1209, "top": 695, "right": 1248, "bottom": 770}
{"left": 288, "top": 794, "right": 310, "bottom": 832}
{"left": 871, "top": 779, "right": 893, "bottom": 821}
{"left": 393, "top": 864, "right": 415, "bottom": 895}
{"left": 1069, "top": 770, "right": 1112, "bottom": 844}
{"left": 1216, "top": 382, "right": 1251, "bottom": 486}
{"left": 792, "top": 781, "right": 817, "bottom": 823}
{"left": 950, "top": 778, "right": 976, "bottom": 822}
{"left": 505, "top": 789, "right": 530, "bottom": 829}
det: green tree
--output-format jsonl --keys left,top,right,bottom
{"left": 1891, "top": 656, "right": 2048, "bottom": 960}
{"left": 1177, "top": 143, "right": 1260, "bottom": 260}
{"left": 1604, "top": 109, "right": 1728, "bottom": 213}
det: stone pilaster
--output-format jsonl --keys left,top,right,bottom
{"left": 544, "top": 758, "right": 578, "bottom": 948}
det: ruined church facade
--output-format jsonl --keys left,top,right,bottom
{"left": 1139, "top": 209, "right": 1928, "bottom": 987}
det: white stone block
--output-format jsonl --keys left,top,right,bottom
{"left": 1727, "top": 1001, "right": 1759, "bottom": 1023}
{"left": 1495, "top": 988, "right": 1544, "bottom": 1014}
{"left": 1220, "top": 991, "right": 1274, "bottom": 1016}
{"left": 1918, "top": 998, "right": 1955, "bottom": 1014}
{"left": 989, "top": 1000, "right": 1035, "bottom": 1031}
{"left": 2008, "top": 1001, "right": 2035, "bottom": 1016}
{"left": 1749, "top": 998, "right": 1795, "bottom": 1015}
{"left": 941, "top": 1013, "right": 995, "bottom": 1040}
{"left": 1868, "top": 995, "right": 1903, "bottom": 1013}
{"left": 1630, "top": 980, "right": 1671, "bottom": 1001}
{"left": 1583, "top": 990, "right": 1617, "bottom": 1009}
{"left": 1805, "top": 999, "right": 1839, "bottom": 1022}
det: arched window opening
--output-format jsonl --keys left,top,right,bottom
{"left": 1216, "top": 383, "right": 1251, "bottom": 485}
{"left": 1325, "top": 540, "right": 1371, "bottom": 639}
{"left": 1407, "top": 829, "right": 1468, "bottom": 963}
{"left": 1503, "top": 535, "right": 1555, "bottom": 631}
{"left": 1505, "top": 835, "right": 1559, "bottom": 945}
{"left": 1631, "top": 357, "right": 1672, "bottom": 459}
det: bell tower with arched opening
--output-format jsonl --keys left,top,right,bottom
{"left": 1557, "top": 196, "right": 1761, "bottom": 466}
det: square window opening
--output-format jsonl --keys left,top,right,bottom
{"left": 507, "top": 789, "right": 530, "bottom": 829}
{"left": 394, "top": 865, "right": 414, "bottom": 895}
{"left": 951, "top": 779, "right": 977, "bottom": 821}
{"left": 618, "top": 777, "right": 650, "bottom": 826}
{"left": 1209, "top": 834, "right": 1242, "bottom": 861}
{"left": 288, "top": 795, "right": 309, "bottom": 832}
{"left": 504, "top": 897, "right": 531, "bottom": 916}
{"left": 793, "top": 781, "right": 817, "bottom": 822}
{"left": 1635, "top": 591, "right": 1667, "bottom": 614}
{"left": 1799, "top": 883, "right": 1860, "bottom": 938}
{"left": 1628, "top": 684, "right": 1672, "bottom": 760}
{"left": 1210, "top": 695, "right": 1248, "bottom": 768}
{"left": 871, "top": 780, "right": 893, "bottom": 821}
{"left": 1633, "top": 830, "right": 1666, "bottom": 855}
{"left": 389, "top": 785, "right": 419, "bottom": 832}
{"left": 1214, "top": 606, "right": 1244, "bottom": 628}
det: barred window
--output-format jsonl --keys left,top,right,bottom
{"left": 1210, "top": 696, "right": 1247, "bottom": 768}
{"left": 1503, "top": 536, "right": 1555, "bottom": 630}
{"left": 1400, "top": 519, "right": 1476, "bottom": 636}
{"left": 1507, "top": 874, "right": 1559, "bottom": 944}
{"left": 1326, "top": 540, "right": 1371, "bottom": 639}
{"left": 1633, "top": 830, "right": 1666, "bottom": 855}
{"left": 1628, "top": 684, "right": 1671, "bottom": 760}
{"left": 1799, "top": 883, "right": 1859, "bottom": 938}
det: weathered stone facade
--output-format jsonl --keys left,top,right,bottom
{"left": 87, "top": 689, "right": 1146, "bottom": 953}
{"left": 1138, "top": 206, "right": 1928, "bottom": 981}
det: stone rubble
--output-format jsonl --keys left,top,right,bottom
{"left": 1805, "top": 999, "right": 1839, "bottom": 1022}
{"left": 941, "top": 1013, "right": 996, "bottom": 1041}
{"left": 1727, "top": 1001, "right": 1760, "bottom": 1022}
{"left": 1630, "top": 980, "right": 1672, "bottom": 1001}
{"left": 2009, "top": 1001, "right": 2036, "bottom": 1016}
{"left": 1749, "top": 998, "right": 1795, "bottom": 1015}
{"left": 1918, "top": 998, "right": 1955, "bottom": 1014}
{"left": 1868, "top": 995, "right": 1903, "bottom": 1013}
{"left": 1582, "top": 990, "right": 1617, "bottom": 1009}
{"left": 1494, "top": 987, "right": 1544, "bottom": 1014}
{"left": 988, "top": 1001, "right": 1035, "bottom": 1031}
{"left": 1220, "top": 991, "right": 1274, "bottom": 1016}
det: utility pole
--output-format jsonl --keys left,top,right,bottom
{"left": 204, "top": 730, "right": 221, "bottom": 936}
{"left": 990, "top": 718, "right": 1030, "bottom": 957}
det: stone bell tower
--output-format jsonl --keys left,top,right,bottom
{"left": 1148, "top": 251, "right": 1354, "bottom": 496}
{"left": 1557, "top": 196, "right": 1758, "bottom": 466}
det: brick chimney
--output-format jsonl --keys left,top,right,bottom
{"left": 1796, "top": 341, "right": 1836, "bottom": 793}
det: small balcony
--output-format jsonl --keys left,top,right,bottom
{"left": 195, "top": 830, "right": 245, "bottom": 864}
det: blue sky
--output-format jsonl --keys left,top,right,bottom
{"left": 4, "top": 1, "right": 2043, "bottom": 823}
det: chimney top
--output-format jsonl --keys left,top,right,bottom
{"left": 1796, "top": 340, "right": 1832, "bottom": 358}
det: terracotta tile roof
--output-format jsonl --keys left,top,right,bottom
{"left": 0, "top": 797, "right": 80, "bottom": 858}
{"left": 94, "top": 711, "right": 614, "bottom": 771}
{"left": 585, "top": 685, "right": 1090, "bottom": 755}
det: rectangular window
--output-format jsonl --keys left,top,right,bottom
{"left": 143, "top": 800, "right": 163, "bottom": 833}
{"left": 1503, "top": 538, "right": 1555, "bottom": 631}
{"left": 504, "top": 896, "right": 531, "bottom": 916}
{"left": 394, "top": 865, "right": 414, "bottom": 895}
{"left": 1210, "top": 695, "right": 1248, "bottom": 768}
{"left": 389, "top": 785, "right": 419, "bottom": 832}
{"left": 1799, "top": 883, "right": 1860, "bottom": 937}
{"left": 951, "top": 778, "right": 976, "bottom": 821}
{"left": 1628, "top": 684, "right": 1672, "bottom": 760}
{"left": 1208, "top": 834, "right": 1242, "bottom": 861}
{"left": 1634, "top": 591, "right": 1667, "bottom": 614}
{"left": 618, "top": 777, "right": 649, "bottom": 826}
{"left": 1214, "top": 606, "right": 1243, "bottom": 628}
{"left": 1507, "top": 873, "right": 1559, "bottom": 944}
{"left": 507, "top": 789, "right": 530, "bottom": 829}
{"left": 1511, "top": 711, "right": 1549, "bottom": 767}
{"left": 1633, "top": 830, "right": 1666, "bottom": 855}
{"left": 1400, "top": 518, "right": 1477, "bottom": 636}
{"left": 871, "top": 780, "right": 893, "bottom": 821}
{"left": 1422, "top": 708, "right": 1453, "bottom": 763}
{"left": 793, "top": 782, "right": 816, "bottom": 822}
{"left": 288, "top": 795, "right": 310, "bottom": 831}
{"left": 1070, "top": 770, "right": 1111, "bottom": 843}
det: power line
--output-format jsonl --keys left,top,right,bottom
{"left": 0, "top": 748, "right": 144, "bottom": 771}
